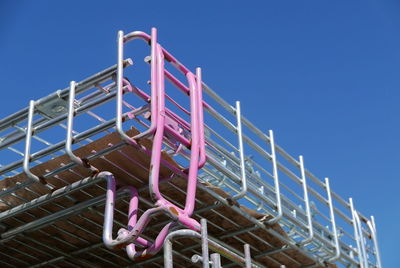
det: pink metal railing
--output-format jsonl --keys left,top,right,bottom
{"left": 102, "top": 27, "right": 206, "bottom": 260}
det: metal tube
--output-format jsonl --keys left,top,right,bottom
{"left": 164, "top": 230, "right": 201, "bottom": 268}
{"left": 297, "top": 155, "right": 314, "bottom": 246}
{"left": 368, "top": 216, "right": 382, "bottom": 268}
{"left": 66, "top": 81, "right": 98, "bottom": 174}
{"left": 163, "top": 229, "right": 258, "bottom": 268}
{"left": 197, "top": 67, "right": 206, "bottom": 169}
{"left": 148, "top": 43, "right": 167, "bottom": 204}
{"left": 23, "top": 100, "right": 53, "bottom": 190}
{"left": 244, "top": 244, "right": 252, "bottom": 268}
{"left": 355, "top": 212, "right": 368, "bottom": 268}
{"left": 267, "top": 130, "right": 282, "bottom": 225}
{"left": 349, "top": 198, "right": 364, "bottom": 268}
{"left": 183, "top": 71, "right": 201, "bottom": 215}
{"left": 164, "top": 235, "right": 174, "bottom": 268}
{"left": 230, "top": 101, "right": 247, "bottom": 202}
{"left": 210, "top": 253, "right": 222, "bottom": 268}
{"left": 325, "top": 178, "right": 341, "bottom": 263}
{"left": 201, "top": 219, "right": 210, "bottom": 268}
{"left": 116, "top": 28, "right": 158, "bottom": 142}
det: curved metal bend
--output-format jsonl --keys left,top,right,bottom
{"left": 102, "top": 171, "right": 149, "bottom": 249}
{"left": 325, "top": 177, "right": 341, "bottom": 262}
{"left": 23, "top": 100, "right": 53, "bottom": 190}
{"left": 102, "top": 170, "right": 175, "bottom": 260}
{"left": 164, "top": 219, "right": 257, "bottom": 268}
{"left": 66, "top": 81, "right": 99, "bottom": 175}
{"left": 147, "top": 45, "right": 204, "bottom": 222}
{"left": 297, "top": 155, "right": 314, "bottom": 246}
{"left": 117, "top": 28, "right": 158, "bottom": 142}
{"left": 116, "top": 70, "right": 204, "bottom": 252}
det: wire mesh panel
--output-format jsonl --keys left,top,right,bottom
{"left": 0, "top": 28, "right": 381, "bottom": 268}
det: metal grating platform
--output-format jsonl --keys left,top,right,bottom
{"left": 0, "top": 28, "right": 381, "bottom": 268}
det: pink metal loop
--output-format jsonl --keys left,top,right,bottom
{"left": 109, "top": 28, "right": 207, "bottom": 260}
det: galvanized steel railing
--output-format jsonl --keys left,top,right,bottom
{"left": 0, "top": 28, "right": 381, "bottom": 267}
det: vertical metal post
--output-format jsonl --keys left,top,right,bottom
{"left": 116, "top": 30, "right": 128, "bottom": 142}
{"left": 201, "top": 219, "right": 210, "bottom": 268}
{"left": 164, "top": 238, "right": 174, "bottom": 268}
{"left": 298, "top": 155, "right": 314, "bottom": 246}
{"left": 23, "top": 100, "right": 53, "bottom": 190}
{"left": 66, "top": 81, "right": 98, "bottom": 174}
{"left": 351, "top": 198, "right": 368, "bottom": 268}
{"left": 369, "top": 216, "right": 382, "bottom": 268}
{"left": 231, "top": 101, "right": 247, "bottom": 201}
{"left": 349, "top": 198, "right": 365, "bottom": 268}
{"left": 244, "top": 243, "right": 252, "bottom": 268}
{"left": 196, "top": 67, "right": 206, "bottom": 169}
{"left": 210, "top": 253, "right": 221, "bottom": 268}
{"left": 267, "top": 130, "right": 282, "bottom": 225}
{"left": 325, "top": 178, "right": 340, "bottom": 262}
{"left": 66, "top": 80, "right": 79, "bottom": 165}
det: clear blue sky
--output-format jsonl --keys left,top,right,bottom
{"left": 1, "top": 1, "right": 399, "bottom": 266}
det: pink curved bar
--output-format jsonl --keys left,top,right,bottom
{"left": 126, "top": 222, "right": 175, "bottom": 261}
{"left": 102, "top": 172, "right": 150, "bottom": 250}
{"left": 183, "top": 72, "right": 201, "bottom": 215}
{"left": 148, "top": 60, "right": 204, "bottom": 219}
{"left": 148, "top": 43, "right": 167, "bottom": 204}
{"left": 110, "top": 28, "right": 208, "bottom": 260}
{"left": 124, "top": 30, "right": 190, "bottom": 75}
{"left": 115, "top": 54, "right": 204, "bottom": 239}
{"left": 196, "top": 68, "right": 206, "bottom": 169}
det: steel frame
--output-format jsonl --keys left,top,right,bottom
{"left": 0, "top": 28, "right": 381, "bottom": 267}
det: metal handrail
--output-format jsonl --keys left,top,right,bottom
{"left": 0, "top": 28, "right": 381, "bottom": 268}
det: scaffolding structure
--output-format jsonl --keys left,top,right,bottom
{"left": 0, "top": 28, "right": 382, "bottom": 267}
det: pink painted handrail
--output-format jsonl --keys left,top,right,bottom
{"left": 109, "top": 28, "right": 207, "bottom": 260}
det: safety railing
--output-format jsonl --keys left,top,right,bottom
{"left": 0, "top": 27, "right": 381, "bottom": 267}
